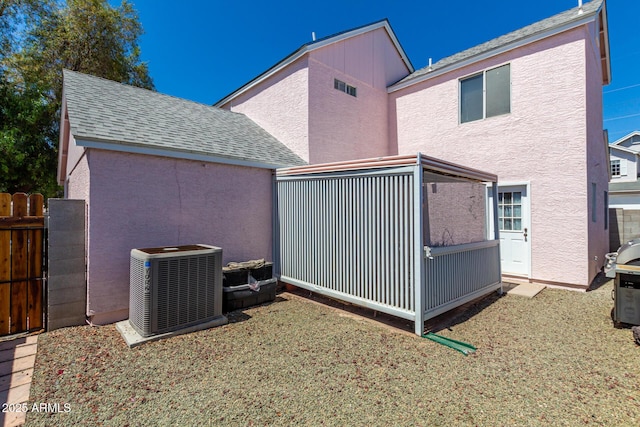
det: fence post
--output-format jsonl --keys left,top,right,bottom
{"left": 0, "top": 194, "right": 11, "bottom": 334}
{"left": 413, "top": 158, "right": 425, "bottom": 336}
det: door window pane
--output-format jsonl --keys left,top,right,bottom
{"left": 498, "top": 191, "right": 523, "bottom": 231}
{"left": 514, "top": 219, "right": 522, "bottom": 230}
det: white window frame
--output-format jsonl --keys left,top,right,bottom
{"left": 334, "top": 78, "right": 357, "bottom": 97}
{"left": 610, "top": 159, "right": 621, "bottom": 177}
{"left": 459, "top": 63, "right": 511, "bottom": 124}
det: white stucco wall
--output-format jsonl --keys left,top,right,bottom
{"left": 77, "top": 149, "right": 274, "bottom": 324}
{"left": 391, "top": 27, "right": 598, "bottom": 287}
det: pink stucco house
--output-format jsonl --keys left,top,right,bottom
{"left": 217, "top": 0, "right": 611, "bottom": 290}
{"left": 59, "top": 0, "right": 611, "bottom": 325}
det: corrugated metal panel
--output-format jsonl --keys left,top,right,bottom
{"left": 277, "top": 167, "right": 416, "bottom": 319}
{"left": 423, "top": 240, "right": 501, "bottom": 319}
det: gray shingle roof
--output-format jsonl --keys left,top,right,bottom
{"left": 63, "top": 70, "right": 306, "bottom": 168}
{"left": 393, "top": 0, "right": 603, "bottom": 87}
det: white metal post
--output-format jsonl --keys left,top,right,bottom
{"left": 413, "top": 154, "right": 426, "bottom": 336}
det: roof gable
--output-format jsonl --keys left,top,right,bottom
{"left": 611, "top": 131, "right": 640, "bottom": 146}
{"left": 60, "top": 70, "right": 305, "bottom": 172}
{"left": 390, "top": 0, "right": 608, "bottom": 91}
{"left": 214, "top": 19, "right": 413, "bottom": 107}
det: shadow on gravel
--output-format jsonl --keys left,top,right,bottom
{"left": 224, "top": 296, "right": 289, "bottom": 324}
{"left": 425, "top": 290, "right": 507, "bottom": 334}
{"left": 278, "top": 286, "right": 507, "bottom": 336}
{"left": 588, "top": 271, "right": 612, "bottom": 292}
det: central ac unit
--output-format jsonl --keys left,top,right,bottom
{"left": 129, "top": 244, "right": 223, "bottom": 337}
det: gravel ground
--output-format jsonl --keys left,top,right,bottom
{"left": 26, "top": 280, "right": 639, "bottom": 426}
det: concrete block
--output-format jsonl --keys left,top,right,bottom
{"left": 48, "top": 314, "right": 86, "bottom": 331}
{"left": 48, "top": 299, "right": 86, "bottom": 320}
{"left": 48, "top": 271, "right": 86, "bottom": 289}
{"left": 47, "top": 199, "right": 85, "bottom": 232}
{"left": 48, "top": 243, "right": 85, "bottom": 261}
{"left": 48, "top": 282, "right": 86, "bottom": 306}
{"left": 48, "top": 231, "right": 85, "bottom": 250}
{"left": 47, "top": 257, "right": 86, "bottom": 277}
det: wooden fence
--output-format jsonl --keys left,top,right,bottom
{"left": 0, "top": 193, "right": 45, "bottom": 336}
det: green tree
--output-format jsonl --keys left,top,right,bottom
{"left": 0, "top": 73, "right": 58, "bottom": 196}
{"left": 1, "top": 0, "right": 153, "bottom": 198}
{"left": 17, "top": 0, "right": 154, "bottom": 100}
{"left": 0, "top": 0, "right": 52, "bottom": 59}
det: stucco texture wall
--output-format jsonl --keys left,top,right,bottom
{"left": 223, "top": 59, "right": 310, "bottom": 162}
{"left": 425, "top": 178, "right": 487, "bottom": 246}
{"left": 306, "top": 28, "right": 410, "bottom": 164}
{"left": 585, "top": 19, "right": 610, "bottom": 285}
{"left": 307, "top": 58, "right": 389, "bottom": 163}
{"left": 67, "top": 148, "right": 90, "bottom": 204}
{"left": 224, "top": 28, "right": 411, "bottom": 166}
{"left": 392, "top": 27, "right": 596, "bottom": 287}
{"left": 81, "top": 149, "right": 274, "bottom": 324}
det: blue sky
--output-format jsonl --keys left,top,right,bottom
{"left": 122, "top": 0, "right": 639, "bottom": 142}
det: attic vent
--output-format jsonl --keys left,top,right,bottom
{"left": 334, "top": 78, "right": 357, "bottom": 97}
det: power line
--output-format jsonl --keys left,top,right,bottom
{"left": 604, "top": 112, "right": 640, "bottom": 122}
{"left": 604, "top": 83, "right": 640, "bottom": 94}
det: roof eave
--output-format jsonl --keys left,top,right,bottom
{"left": 609, "top": 145, "right": 639, "bottom": 155}
{"left": 611, "top": 131, "right": 640, "bottom": 146}
{"left": 599, "top": 0, "right": 612, "bottom": 85}
{"left": 73, "top": 137, "right": 305, "bottom": 170}
{"left": 389, "top": 6, "right": 602, "bottom": 93}
{"left": 214, "top": 20, "right": 413, "bottom": 107}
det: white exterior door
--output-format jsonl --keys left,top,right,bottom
{"left": 488, "top": 184, "right": 531, "bottom": 277}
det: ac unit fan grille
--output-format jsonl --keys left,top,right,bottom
{"left": 156, "top": 254, "right": 220, "bottom": 332}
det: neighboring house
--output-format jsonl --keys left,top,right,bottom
{"left": 608, "top": 132, "right": 640, "bottom": 250}
{"left": 217, "top": 0, "right": 611, "bottom": 289}
{"left": 59, "top": 0, "right": 611, "bottom": 324}
{"left": 609, "top": 131, "right": 640, "bottom": 209}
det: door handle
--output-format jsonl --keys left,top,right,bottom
{"left": 524, "top": 227, "right": 528, "bottom": 242}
